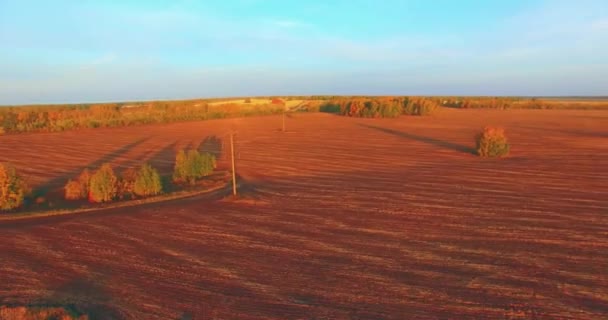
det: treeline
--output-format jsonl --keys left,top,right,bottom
{"left": 318, "top": 97, "right": 441, "bottom": 117}
{"left": 2, "top": 96, "right": 606, "bottom": 134}
{"left": 0, "top": 148, "right": 218, "bottom": 212}
{"left": 0, "top": 99, "right": 284, "bottom": 134}
{"left": 440, "top": 97, "right": 608, "bottom": 109}
{"left": 317, "top": 96, "right": 608, "bottom": 118}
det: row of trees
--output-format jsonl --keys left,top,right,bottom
{"left": 3, "top": 96, "right": 604, "bottom": 135}
{"left": 64, "top": 163, "right": 163, "bottom": 203}
{"left": 441, "top": 97, "right": 608, "bottom": 110}
{"left": 316, "top": 96, "right": 602, "bottom": 116}
{"left": 0, "top": 148, "right": 218, "bottom": 212}
{"left": 319, "top": 97, "right": 440, "bottom": 117}
{"left": 64, "top": 149, "right": 217, "bottom": 203}
{"left": 0, "top": 100, "right": 284, "bottom": 134}
{"left": 316, "top": 96, "right": 608, "bottom": 113}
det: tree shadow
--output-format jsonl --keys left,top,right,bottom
{"left": 19, "top": 276, "right": 127, "bottom": 320}
{"left": 31, "top": 137, "right": 151, "bottom": 200}
{"left": 147, "top": 142, "right": 179, "bottom": 174}
{"left": 359, "top": 123, "right": 475, "bottom": 154}
{"left": 197, "top": 136, "right": 223, "bottom": 159}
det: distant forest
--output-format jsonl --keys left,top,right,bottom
{"left": 1, "top": 96, "right": 607, "bottom": 134}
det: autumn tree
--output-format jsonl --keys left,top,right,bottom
{"left": 173, "top": 149, "right": 216, "bottom": 185}
{"left": 0, "top": 163, "right": 29, "bottom": 211}
{"left": 118, "top": 167, "right": 138, "bottom": 199}
{"left": 88, "top": 163, "right": 118, "bottom": 203}
{"left": 64, "top": 169, "right": 91, "bottom": 200}
{"left": 133, "top": 164, "right": 163, "bottom": 197}
{"left": 476, "top": 127, "right": 510, "bottom": 157}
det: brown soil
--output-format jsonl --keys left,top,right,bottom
{"left": 0, "top": 109, "right": 607, "bottom": 319}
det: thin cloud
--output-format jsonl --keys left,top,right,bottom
{"left": 269, "top": 19, "right": 310, "bottom": 28}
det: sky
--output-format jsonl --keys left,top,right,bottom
{"left": 0, "top": 0, "right": 607, "bottom": 104}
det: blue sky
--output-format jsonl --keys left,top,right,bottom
{"left": 1, "top": 0, "right": 607, "bottom": 104}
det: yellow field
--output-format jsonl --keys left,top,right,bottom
{"left": 208, "top": 98, "right": 308, "bottom": 111}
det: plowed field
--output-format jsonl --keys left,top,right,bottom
{"left": 1, "top": 109, "right": 607, "bottom": 319}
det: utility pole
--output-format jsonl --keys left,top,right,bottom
{"left": 230, "top": 131, "right": 237, "bottom": 197}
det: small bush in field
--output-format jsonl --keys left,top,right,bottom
{"left": 173, "top": 149, "right": 216, "bottom": 185}
{"left": 0, "top": 163, "right": 29, "bottom": 211}
{"left": 88, "top": 163, "right": 118, "bottom": 203}
{"left": 133, "top": 164, "right": 163, "bottom": 197}
{"left": 64, "top": 169, "right": 91, "bottom": 200}
{"left": 476, "top": 127, "right": 510, "bottom": 157}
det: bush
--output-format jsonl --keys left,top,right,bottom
{"left": 0, "top": 163, "right": 29, "bottom": 211}
{"left": 173, "top": 149, "right": 216, "bottom": 185}
{"left": 64, "top": 179, "right": 83, "bottom": 200}
{"left": 118, "top": 167, "right": 137, "bottom": 199}
{"left": 476, "top": 127, "right": 510, "bottom": 157}
{"left": 133, "top": 164, "right": 163, "bottom": 197}
{"left": 88, "top": 163, "right": 118, "bottom": 202}
{"left": 64, "top": 169, "right": 91, "bottom": 200}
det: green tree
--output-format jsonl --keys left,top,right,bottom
{"left": 173, "top": 149, "right": 188, "bottom": 183}
{"left": 88, "top": 163, "right": 118, "bottom": 203}
{"left": 173, "top": 149, "right": 216, "bottom": 185}
{"left": 133, "top": 164, "right": 163, "bottom": 197}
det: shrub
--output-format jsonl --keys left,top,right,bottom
{"left": 64, "top": 169, "right": 91, "bottom": 200}
{"left": 0, "top": 163, "right": 29, "bottom": 211}
{"left": 244, "top": 98, "right": 252, "bottom": 103}
{"left": 64, "top": 179, "right": 83, "bottom": 200}
{"left": 476, "top": 127, "right": 510, "bottom": 157}
{"left": 88, "top": 163, "right": 118, "bottom": 202}
{"left": 173, "top": 149, "right": 216, "bottom": 185}
{"left": 34, "top": 196, "right": 46, "bottom": 205}
{"left": 118, "top": 167, "right": 137, "bottom": 199}
{"left": 133, "top": 164, "right": 163, "bottom": 197}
